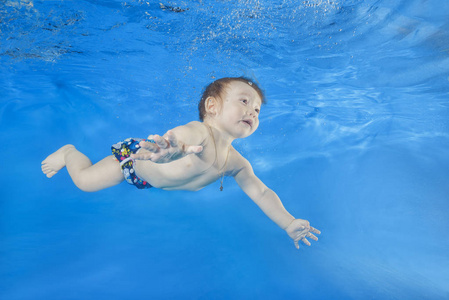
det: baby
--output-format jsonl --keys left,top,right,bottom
{"left": 41, "top": 77, "right": 320, "bottom": 249}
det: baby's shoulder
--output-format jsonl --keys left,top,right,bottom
{"left": 184, "top": 121, "right": 208, "bottom": 134}
{"left": 172, "top": 121, "right": 209, "bottom": 145}
{"left": 185, "top": 120, "right": 203, "bottom": 127}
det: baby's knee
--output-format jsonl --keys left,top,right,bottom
{"left": 73, "top": 176, "right": 98, "bottom": 192}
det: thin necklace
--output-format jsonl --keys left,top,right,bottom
{"left": 207, "top": 125, "right": 231, "bottom": 191}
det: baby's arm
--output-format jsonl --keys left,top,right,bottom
{"left": 131, "top": 121, "right": 206, "bottom": 162}
{"left": 233, "top": 156, "right": 320, "bottom": 249}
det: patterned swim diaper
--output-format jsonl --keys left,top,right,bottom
{"left": 111, "top": 138, "right": 153, "bottom": 189}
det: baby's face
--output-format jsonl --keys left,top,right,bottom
{"left": 215, "top": 81, "right": 262, "bottom": 139}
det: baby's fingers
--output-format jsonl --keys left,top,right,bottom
{"left": 310, "top": 227, "right": 321, "bottom": 235}
{"left": 131, "top": 152, "right": 154, "bottom": 160}
{"left": 308, "top": 232, "right": 319, "bottom": 242}
{"left": 139, "top": 140, "right": 159, "bottom": 152}
{"left": 301, "top": 237, "right": 311, "bottom": 246}
{"left": 185, "top": 145, "right": 203, "bottom": 155}
{"left": 293, "top": 237, "right": 310, "bottom": 248}
{"left": 165, "top": 131, "right": 179, "bottom": 148}
{"left": 154, "top": 135, "right": 169, "bottom": 149}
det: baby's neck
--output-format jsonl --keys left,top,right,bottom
{"left": 203, "top": 121, "right": 234, "bottom": 148}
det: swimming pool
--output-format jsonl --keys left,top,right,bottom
{"left": 1, "top": 0, "right": 448, "bottom": 299}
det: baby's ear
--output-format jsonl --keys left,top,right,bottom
{"left": 205, "top": 97, "right": 219, "bottom": 116}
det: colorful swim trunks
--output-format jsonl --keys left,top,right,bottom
{"left": 111, "top": 138, "right": 153, "bottom": 189}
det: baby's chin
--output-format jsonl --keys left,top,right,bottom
{"left": 236, "top": 129, "right": 257, "bottom": 139}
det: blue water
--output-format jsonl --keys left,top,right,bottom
{"left": 1, "top": 0, "right": 449, "bottom": 299}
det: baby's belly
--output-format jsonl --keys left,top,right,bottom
{"left": 133, "top": 158, "right": 219, "bottom": 191}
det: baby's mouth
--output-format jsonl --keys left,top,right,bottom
{"left": 242, "top": 119, "right": 253, "bottom": 127}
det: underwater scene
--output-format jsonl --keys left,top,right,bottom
{"left": 1, "top": 0, "right": 448, "bottom": 299}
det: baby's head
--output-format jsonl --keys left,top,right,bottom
{"left": 198, "top": 77, "right": 265, "bottom": 121}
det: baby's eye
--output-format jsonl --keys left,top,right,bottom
{"left": 240, "top": 99, "right": 248, "bottom": 104}
{"left": 255, "top": 108, "right": 260, "bottom": 114}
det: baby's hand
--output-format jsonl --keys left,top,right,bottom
{"left": 131, "top": 130, "right": 203, "bottom": 163}
{"left": 285, "top": 219, "right": 321, "bottom": 249}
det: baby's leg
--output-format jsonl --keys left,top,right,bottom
{"left": 41, "top": 145, "right": 124, "bottom": 192}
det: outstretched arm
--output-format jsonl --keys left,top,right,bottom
{"left": 131, "top": 121, "right": 205, "bottom": 163}
{"left": 234, "top": 158, "right": 320, "bottom": 249}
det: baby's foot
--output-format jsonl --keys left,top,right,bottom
{"left": 41, "top": 145, "right": 74, "bottom": 178}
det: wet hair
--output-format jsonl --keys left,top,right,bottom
{"left": 198, "top": 76, "right": 266, "bottom": 121}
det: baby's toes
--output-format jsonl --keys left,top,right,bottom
{"left": 46, "top": 171, "right": 57, "bottom": 178}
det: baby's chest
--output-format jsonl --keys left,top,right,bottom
{"left": 159, "top": 154, "right": 218, "bottom": 180}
